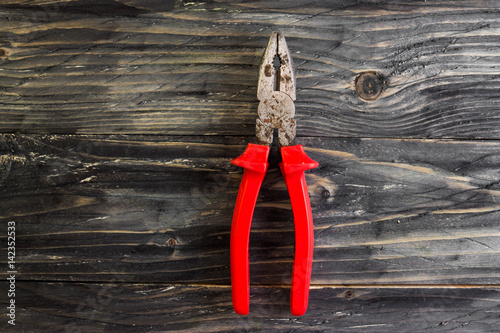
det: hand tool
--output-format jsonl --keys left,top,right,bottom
{"left": 230, "top": 31, "right": 318, "bottom": 316}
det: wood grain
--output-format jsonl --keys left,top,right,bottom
{"left": 2, "top": 282, "right": 499, "bottom": 332}
{"left": 1, "top": 134, "right": 500, "bottom": 285}
{"left": 2, "top": 1, "right": 500, "bottom": 331}
{"left": 1, "top": 1, "right": 500, "bottom": 138}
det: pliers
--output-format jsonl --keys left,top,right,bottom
{"left": 230, "top": 31, "right": 318, "bottom": 316}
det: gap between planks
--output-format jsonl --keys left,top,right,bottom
{"left": 15, "top": 133, "right": 500, "bottom": 142}
{"left": 16, "top": 280, "right": 500, "bottom": 289}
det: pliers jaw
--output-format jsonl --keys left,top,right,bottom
{"left": 256, "top": 32, "right": 297, "bottom": 148}
{"left": 257, "top": 31, "right": 296, "bottom": 102}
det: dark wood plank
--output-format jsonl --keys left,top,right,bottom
{"left": 2, "top": 282, "right": 499, "bottom": 332}
{"left": 1, "top": 134, "right": 500, "bottom": 284}
{"left": 1, "top": 1, "right": 500, "bottom": 138}
{"left": 2, "top": 1, "right": 499, "bottom": 331}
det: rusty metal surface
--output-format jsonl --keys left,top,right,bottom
{"left": 256, "top": 32, "right": 297, "bottom": 147}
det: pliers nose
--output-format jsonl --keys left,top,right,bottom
{"left": 230, "top": 32, "right": 318, "bottom": 316}
{"left": 257, "top": 31, "right": 296, "bottom": 147}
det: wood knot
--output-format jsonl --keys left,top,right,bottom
{"left": 344, "top": 290, "right": 354, "bottom": 299}
{"left": 167, "top": 238, "right": 177, "bottom": 247}
{"left": 355, "top": 71, "right": 385, "bottom": 100}
{"left": 0, "top": 49, "right": 6, "bottom": 57}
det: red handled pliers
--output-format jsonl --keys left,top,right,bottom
{"left": 230, "top": 32, "right": 318, "bottom": 316}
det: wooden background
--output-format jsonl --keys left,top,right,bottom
{"left": 1, "top": 0, "right": 500, "bottom": 331}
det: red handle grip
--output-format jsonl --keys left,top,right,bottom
{"left": 230, "top": 143, "right": 270, "bottom": 315}
{"left": 280, "top": 145, "right": 318, "bottom": 316}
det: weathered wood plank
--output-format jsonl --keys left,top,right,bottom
{"left": 1, "top": 1, "right": 500, "bottom": 137}
{"left": 1, "top": 134, "right": 500, "bottom": 284}
{"left": 2, "top": 282, "right": 499, "bottom": 332}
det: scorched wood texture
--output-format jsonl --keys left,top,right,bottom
{"left": 1, "top": 0, "right": 500, "bottom": 332}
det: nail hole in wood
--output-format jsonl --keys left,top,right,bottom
{"left": 355, "top": 71, "right": 384, "bottom": 100}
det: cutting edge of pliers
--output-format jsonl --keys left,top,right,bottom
{"left": 230, "top": 31, "right": 319, "bottom": 316}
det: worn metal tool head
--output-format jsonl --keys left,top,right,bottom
{"left": 256, "top": 32, "right": 297, "bottom": 147}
